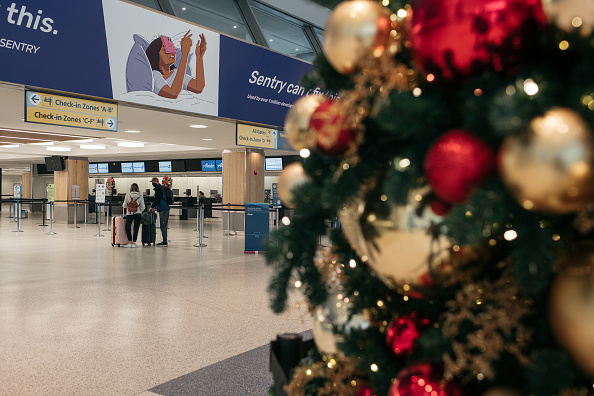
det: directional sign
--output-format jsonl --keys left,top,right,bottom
{"left": 25, "top": 90, "right": 118, "bottom": 132}
{"left": 235, "top": 123, "right": 295, "bottom": 151}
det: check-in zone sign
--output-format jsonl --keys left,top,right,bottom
{"left": 25, "top": 91, "right": 118, "bottom": 132}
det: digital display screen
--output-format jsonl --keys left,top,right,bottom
{"left": 216, "top": 160, "right": 223, "bottom": 171}
{"left": 265, "top": 158, "right": 283, "bottom": 171}
{"left": 89, "top": 163, "right": 98, "bottom": 174}
{"left": 121, "top": 162, "right": 133, "bottom": 173}
{"left": 201, "top": 160, "right": 216, "bottom": 172}
{"left": 97, "top": 163, "right": 109, "bottom": 174}
{"left": 133, "top": 162, "right": 145, "bottom": 173}
{"left": 159, "top": 161, "right": 172, "bottom": 172}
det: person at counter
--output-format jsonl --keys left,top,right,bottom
{"left": 122, "top": 183, "right": 145, "bottom": 248}
{"left": 149, "top": 177, "right": 170, "bottom": 247}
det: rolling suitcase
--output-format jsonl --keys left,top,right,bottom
{"left": 141, "top": 212, "right": 156, "bottom": 246}
{"left": 111, "top": 216, "right": 128, "bottom": 247}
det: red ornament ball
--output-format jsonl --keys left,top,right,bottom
{"left": 388, "top": 362, "right": 464, "bottom": 396}
{"left": 424, "top": 129, "right": 496, "bottom": 203}
{"left": 386, "top": 314, "right": 429, "bottom": 356}
{"left": 309, "top": 99, "right": 356, "bottom": 156}
{"left": 430, "top": 196, "right": 452, "bottom": 216}
{"left": 356, "top": 386, "right": 378, "bottom": 396}
{"left": 407, "top": 0, "right": 546, "bottom": 82}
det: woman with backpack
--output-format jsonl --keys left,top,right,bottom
{"left": 122, "top": 183, "right": 146, "bottom": 248}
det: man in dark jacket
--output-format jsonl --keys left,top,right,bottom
{"left": 149, "top": 177, "right": 170, "bottom": 247}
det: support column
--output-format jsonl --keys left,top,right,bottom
{"left": 222, "top": 148, "right": 265, "bottom": 232}
{"left": 54, "top": 157, "right": 89, "bottom": 222}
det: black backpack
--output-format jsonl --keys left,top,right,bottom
{"left": 164, "top": 187, "right": 174, "bottom": 205}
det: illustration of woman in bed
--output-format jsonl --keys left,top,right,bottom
{"left": 125, "top": 31, "right": 207, "bottom": 99}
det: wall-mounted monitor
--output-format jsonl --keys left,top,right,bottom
{"left": 159, "top": 161, "right": 172, "bottom": 172}
{"left": 121, "top": 162, "right": 133, "bottom": 173}
{"left": 145, "top": 160, "right": 159, "bottom": 173}
{"left": 172, "top": 159, "right": 186, "bottom": 172}
{"left": 216, "top": 160, "right": 223, "bottom": 171}
{"left": 132, "top": 162, "right": 145, "bottom": 173}
{"left": 265, "top": 157, "right": 283, "bottom": 171}
{"left": 97, "top": 163, "right": 109, "bottom": 174}
{"left": 185, "top": 159, "right": 201, "bottom": 172}
{"left": 201, "top": 160, "right": 216, "bottom": 172}
{"left": 45, "top": 156, "right": 65, "bottom": 171}
{"left": 89, "top": 163, "right": 98, "bottom": 174}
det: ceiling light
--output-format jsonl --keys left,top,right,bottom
{"left": 296, "top": 48, "right": 299, "bottom": 51}
{"left": 117, "top": 142, "right": 145, "bottom": 148}
{"left": 31, "top": 142, "right": 54, "bottom": 146}
{"left": 202, "top": 138, "right": 214, "bottom": 141}
{"left": 80, "top": 144, "right": 105, "bottom": 150}
{"left": 124, "top": 130, "right": 141, "bottom": 133}
{"left": 160, "top": 143, "right": 176, "bottom": 146}
{"left": 269, "top": 39, "right": 273, "bottom": 42}
{"left": 233, "top": 25, "right": 237, "bottom": 29}
{"left": 68, "top": 138, "right": 93, "bottom": 143}
{"left": 182, "top": 7, "right": 186, "bottom": 10}
{"left": 190, "top": 124, "right": 207, "bottom": 129}
{"left": 47, "top": 146, "right": 71, "bottom": 152}
{"left": 1, "top": 144, "right": 20, "bottom": 148}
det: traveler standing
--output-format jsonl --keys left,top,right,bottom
{"left": 122, "top": 183, "right": 145, "bottom": 248}
{"left": 150, "top": 177, "right": 170, "bottom": 247}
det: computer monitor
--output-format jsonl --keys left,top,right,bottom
{"left": 186, "top": 189, "right": 192, "bottom": 196}
{"left": 145, "top": 189, "right": 150, "bottom": 196}
{"left": 121, "top": 162, "right": 133, "bottom": 173}
{"left": 159, "top": 161, "right": 172, "bottom": 172}
{"left": 97, "top": 163, "right": 109, "bottom": 174}
{"left": 172, "top": 189, "right": 179, "bottom": 196}
{"left": 88, "top": 163, "right": 98, "bottom": 174}
{"left": 132, "top": 162, "right": 145, "bottom": 173}
{"left": 265, "top": 157, "right": 283, "bottom": 171}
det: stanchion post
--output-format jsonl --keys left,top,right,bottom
{"left": 40, "top": 200, "right": 48, "bottom": 226}
{"left": 84, "top": 201, "right": 88, "bottom": 224}
{"left": 45, "top": 202, "right": 56, "bottom": 235}
{"left": 103, "top": 204, "right": 110, "bottom": 231}
{"left": 13, "top": 200, "right": 23, "bottom": 233}
{"left": 8, "top": 200, "right": 13, "bottom": 219}
{"left": 94, "top": 203, "right": 104, "bottom": 237}
{"left": 276, "top": 208, "right": 280, "bottom": 231}
{"left": 194, "top": 204, "right": 207, "bottom": 247}
{"left": 72, "top": 200, "right": 80, "bottom": 229}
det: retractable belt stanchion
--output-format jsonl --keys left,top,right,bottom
{"left": 194, "top": 204, "right": 207, "bottom": 247}
{"left": 45, "top": 202, "right": 56, "bottom": 235}
{"left": 103, "top": 203, "right": 110, "bottom": 231}
{"left": 225, "top": 203, "right": 237, "bottom": 236}
{"left": 94, "top": 203, "right": 104, "bottom": 237}
{"left": 72, "top": 200, "right": 80, "bottom": 229}
{"left": 40, "top": 200, "right": 48, "bottom": 226}
{"left": 8, "top": 200, "right": 13, "bottom": 219}
{"left": 276, "top": 208, "right": 280, "bottom": 231}
{"left": 84, "top": 201, "right": 88, "bottom": 224}
{"left": 12, "top": 200, "right": 23, "bottom": 233}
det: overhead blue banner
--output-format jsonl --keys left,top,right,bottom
{"left": 219, "top": 35, "right": 316, "bottom": 128}
{"left": 0, "top": 0, "right": 323, "bottom": 129}
{"left": 245, "top": 202, "right": 270, "bottom": 252}
{"left": 0, "top": 0, "right": 112, "bottom": 99}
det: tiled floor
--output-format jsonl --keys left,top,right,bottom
{"left": 0, "top": 208, "right": 311, "bottom": 395}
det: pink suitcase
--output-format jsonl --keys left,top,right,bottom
{"left": 111, "top": 216, "right": 129, "bottom": 247}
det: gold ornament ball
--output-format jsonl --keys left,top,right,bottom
{"left": 499, "top": 108, "right": 594, "bottom": 214}
{"left": 542, "top": 0, "right": 594, "bottom": 36}
{"left": 278, "top": 162, "right": 311, "bottom": 208}
{"left": 338, "top": 189, "right": 449, "bottom": 290}
{"left": 323, "top": 0, "right": 392, "bottom": 75}
{"left": 549, "top": 241, "right": 594, "bottom": 376}
{"left": 482, "top": 388, "right": 523, "bottom": 396}
{"left": 284, "top": 95, "right": 327, "bottom": 151}
{"left": 312, "top": 292, "right": 350, "bottom": 355}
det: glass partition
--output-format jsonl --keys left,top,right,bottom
{"left": 248, "top": 0, "right": 316, "bottom": 62}
{"left": 128, "top": 0, "right": 162, "bottom": 11}
{"left": 170, "top": 0, "right": 254, "bottom": 43}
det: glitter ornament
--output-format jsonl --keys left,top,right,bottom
{"left": 407, "top": 0, "right": 546, "bottom": 83}
{"left": 278, "top": 162, "right": 311, "bottom": 208}
{"left": 386, "top": 314, "right": 428, "bottom": 356}
{"left": 388, "top": 362, "right": 463, "bottom": 396}
{"left": 284, "top": 95, "right": 327, "bottom": 151}
{"left": 312, "top": 292, "right": 351, "bottom": 355}
{"left": 425, "top": 129, "right": 496, "bottom": 204}
{"left": 542, "top": 0, "right": 594, "bottom": 36}
{"left": 309, "top": 99, "right": 357, "bottom": 156}
{"left": 499, "top": 108, "right": 594, "bottom": 214}
{"left": 339, "top": 188, "right": 449, "bottom": 290}
{"left": 549, "top": 241, "right": 594, "bottom": 376}
{"left": 323, "top": 0, "right": 392, "bottom": 75}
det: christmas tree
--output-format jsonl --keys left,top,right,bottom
{"left": 267, "top": 0, "right": 594, "bottom": 395}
